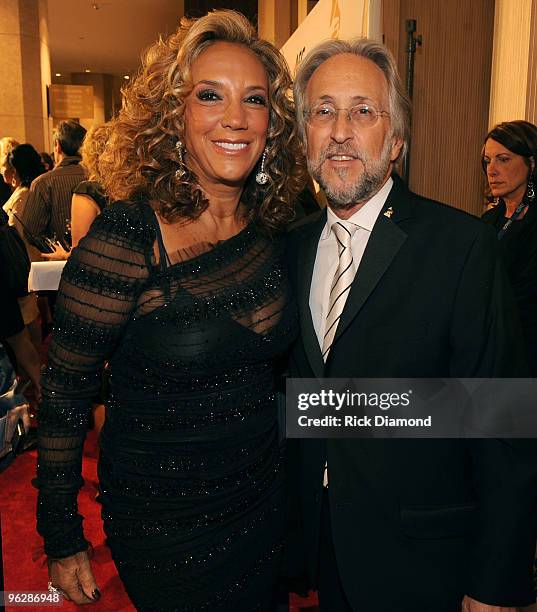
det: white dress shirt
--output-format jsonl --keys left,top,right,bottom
{"left": 311, "top": 178, "right": 394, "bottom": 488}
{"left": 309, "top": 177, "right": 394, "bottom": 348}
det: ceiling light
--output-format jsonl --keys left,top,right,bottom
{"left": 55, "top": 73, "right": 61, "bottom": 77}
{"left": 85, "top": 69, "right": 91, "bottom": 73}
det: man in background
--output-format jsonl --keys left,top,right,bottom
{"left": 22, "top": 120, "right": 86, "bottom": 248}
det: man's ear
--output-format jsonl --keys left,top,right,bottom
{"left": 390, "top": 138, "right": 404, "bottom": 163}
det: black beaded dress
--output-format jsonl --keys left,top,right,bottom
{"left": 36, "top": 202, "right": 297, "bottom": 611}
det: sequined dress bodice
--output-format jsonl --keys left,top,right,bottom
{"left": 36, "top": 202, "right": 297, "bottom": 611}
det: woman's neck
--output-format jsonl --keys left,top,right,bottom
{"left": 198, "top": 182, "right": 246, "bottom": 235}
{"left": 502, "top": 184, "right": 528, "bottom": 217}
{"left": 504, "top": 199, "right": 519, "bottom": 218}
{"left": 199, "top": 201, "right": 247, "bottom": 241}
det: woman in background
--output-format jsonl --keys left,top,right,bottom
{"left": 0, "top": 137, "right": 19, "bottom": 206}
{"left": 3, "top": 144, "right": 45, "bottom": 357}
{"left": 37, "top": 10, "right": 304, "bottom": 610}
{"left": 40, "top": 152, "right": 54, "bottom": 172}
{"left": 4, "top": 144, "right": 46, "bottom": 258}
{"left": 71, "top": 124, "right": 109, "bottom": 247}
{"left": 482, "top": 120, "right": 537, "bottom": 374}
{"left": 0, "top": 137, "right": 20, "bottom": 186}
{"left": 0, "top": 209, "right": 41, "bottom": 400}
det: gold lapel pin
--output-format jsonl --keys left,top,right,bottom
{"left": 384, "top": 207, "right": 394, "bottom": 218}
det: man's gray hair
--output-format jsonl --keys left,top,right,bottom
{"left": 293, "top": 38, "right": 411, "bottom": 160}
{"left": 53, "top": 120, "right": 87, "bottom": 157}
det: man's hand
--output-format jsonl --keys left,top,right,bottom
{"left": 462, "top": 595, "right": 517, "bottom": 612}
{"left": 48, "top": 550, "right": 100, "bottom": 605}
{"left": 41, "top": 241, "right": 70, "bottom": 261}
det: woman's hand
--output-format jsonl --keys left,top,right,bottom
{"left": 5, "top": 328, "right": 42, "bottom": 402}
{"left": 41, "top": 242, "right": 70, "bottom": 261}
{"left": 48, "top": 550, "right": 101, "bottom": 605}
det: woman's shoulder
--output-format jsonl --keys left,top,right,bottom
{"left": 4, "top": 186, "right": 28, "bottom": 208}
{"left": 73, "top": 180, "right": 107, "bottom": 210}
{"left": 73, "top": 180, "right": 95, "bottom": 194}
{"left": 91, "top": 201, "right": 156, "bottom": 245}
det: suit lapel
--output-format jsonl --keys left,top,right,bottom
{"left": 331, "top": 176, "right": 413, "bottom": 348}
{"left": 296, "top": 210, "right": 326, "bottom": 378}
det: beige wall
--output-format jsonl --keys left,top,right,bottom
{"left": 486, "top": 0, "right": 537, "bottom": 128}
{"left": 258, "top": 0, "right": 321, "bottom": 48}
{"left": 488, "top": 0, "right": 533, "bottom": 127}
{"left": 258, "top": 0, "right": 293, "bottom": 48}
{"left": 0, "top": 0, "right": 126, "bottom": 152}
{"left": 38, "top": 0, "right": 52, "bottom": 151}
{"left": 0, "top": 0, "right": 51, "bottom": 150}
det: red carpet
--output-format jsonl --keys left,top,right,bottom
{"left": 0, "top": 429, "right": 318, "bottom": 611}
{"left": 0, "top": 428, "right": 134, "bottom": 611}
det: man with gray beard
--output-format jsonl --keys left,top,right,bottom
{"left": 286, "top": 38, "right": 537, "bottom": 612}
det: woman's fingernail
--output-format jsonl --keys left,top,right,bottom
{"left": 92, "top": 588, "right": 101, "bottom": 600}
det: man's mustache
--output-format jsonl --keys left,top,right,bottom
{"left": 319, "top": 146, "right": 367, "bottom": 164}
{"left": 307, "top": 146, "right": 367, "bottom": 176}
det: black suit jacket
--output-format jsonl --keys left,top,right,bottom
{"left": 287, "top": 176, "right": 537, "bottom": 611}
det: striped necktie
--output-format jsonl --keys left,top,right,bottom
{"left": 322, "top": 221, "right": 358, "bottom": 361}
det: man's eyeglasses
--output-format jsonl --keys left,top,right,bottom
{"left": 304, "top": 102, "right": 390, "bottom": 128}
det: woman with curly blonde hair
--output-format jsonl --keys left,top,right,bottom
{"left": 37, "top": 9, "right": 305, "bottom": 610}
{"left": 71, "top": 123, "right": 110, "bottom": 246}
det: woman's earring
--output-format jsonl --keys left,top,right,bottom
{"left": 175, "top": 140, "right": 187, "bottom": 181}
{"left": 527, "top": 177, "right": 535, "bottom": 201}
{"left": 255, "top": 149, "right": 269, "bottom": 185}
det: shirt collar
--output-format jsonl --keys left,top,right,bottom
{"left": 322, "top": 176, "right": 394, "bottom": 240}
{"left": 57, "top": 155, "right": 82, "bottom": 167}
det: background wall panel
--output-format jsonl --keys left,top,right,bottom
{"left": 384, "top": 0, "right": 495, "bottom": 216}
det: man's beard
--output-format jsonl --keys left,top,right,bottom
{"left": 308, "top": 137, "right": 393, "bottom": 210}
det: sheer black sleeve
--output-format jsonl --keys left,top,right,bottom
{"left": 36, "top": 203, "right": 154, "bottom": 558}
